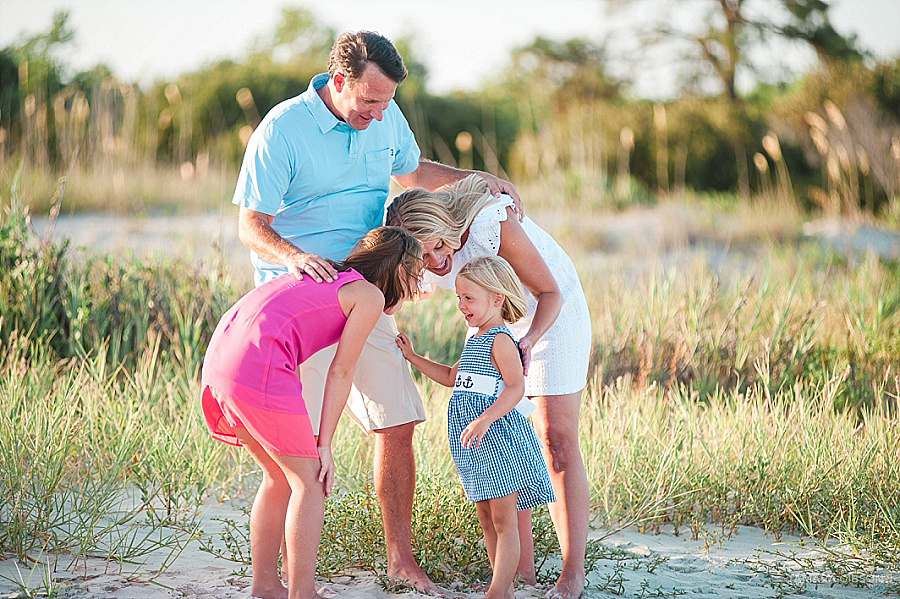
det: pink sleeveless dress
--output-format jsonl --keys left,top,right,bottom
{"left": 201, "top": 269, "right": 365, "bottom": 457}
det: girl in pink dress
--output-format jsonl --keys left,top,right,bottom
{"left": 201, "top": 227, "right": 423, "bottom": 599}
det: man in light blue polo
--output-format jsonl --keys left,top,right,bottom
{"left": 232, "top": 31, "right": 520, "bottom": 593}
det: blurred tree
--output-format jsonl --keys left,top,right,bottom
{"left": 247, "top": 6, "right": 335, "bottom": 66}
{"left": 392, "top": 35, "right": 430, "bottom": 98}
{"left": 776, "top": 0, "right": 863, "bottom": 64}
{"left": 70, "top": 64, "right": 115, "bottom": 94}
{"left": 606, "top": 0, "right": 863, "bottom": 101}
{"left": 495, "top": 36, "right": 623, "bottom": 185}
{"left": 1, "top": 10, "right": 74, "bottom": 163}
{"left": 404, "top": 91, "right": 519, "bottom": 174}
{"left": 0, "top": 49, "right": 19, "bottom": 142}
{"left": 10, "top": 10, "right": 74, "bottom": 95}
{"left": 504, "top": 36, "right": 623, "bottom": 102}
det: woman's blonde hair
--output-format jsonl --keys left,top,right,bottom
{"left": 458, "top": 255, "right": 527, "bottom": 323}
{"left": 386, "top": 173, "right": 501, "bottom": 250}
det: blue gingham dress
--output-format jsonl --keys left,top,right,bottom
{"left": 448, "top": 326, "right": 556, "bottom": 510}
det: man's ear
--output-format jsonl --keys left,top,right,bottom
{"left": 333, "top": 72, "right": 346, "bottom": 92}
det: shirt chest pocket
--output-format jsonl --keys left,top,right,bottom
{"left": 365, "top": 148, "right": 393, "bottom": 192}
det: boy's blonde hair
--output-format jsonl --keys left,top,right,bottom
{"left": 458, "top": 255, "right": 527, "bottom": 323}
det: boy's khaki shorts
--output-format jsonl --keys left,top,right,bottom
{"left": 299, "top": 312, "right": 426, "bottom": 434}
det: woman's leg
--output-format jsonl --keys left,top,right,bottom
{"left": 483, "top": 493, "right": 520, "bottom": 599}
{"left": 271, "top": 452, "right": 328, "bottom": 599}
{"left": 232, "top": 427, "right": 292, "bottom": 599}
{"left": 516, "top": 509, "right": 537, "bottom": 584}
{"left": 531, "top": 391, "right": 589, "bottom": 599}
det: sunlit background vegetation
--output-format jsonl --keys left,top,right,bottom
{"left": 1, "top": 2, "right": 899, "bottom": 596}
{"left": 1, "top": 5, "right": 898, "bottom": 218}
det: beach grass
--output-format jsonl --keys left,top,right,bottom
{"left": 1, "top": 177, "right": 899, "bottom": 591}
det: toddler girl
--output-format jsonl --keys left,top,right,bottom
{"left": 396, "top": 255, "right": 554, "bottom": 599}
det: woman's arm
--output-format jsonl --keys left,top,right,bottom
{"left": 395, "top": 332, "right": 457, "bottom": 387}
{"left": 317, "top": 283, "right": 384, "bottom": 495}
{"left": 496, "top": 207, "right": 562, "bottom": 372}
{"left": 459, "top": 334, "right": 525, "bottom": 449}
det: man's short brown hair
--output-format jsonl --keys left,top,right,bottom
{"left": 328, "top": 31, "right": 407, "bottom": 85}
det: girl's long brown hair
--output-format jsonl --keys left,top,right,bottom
{"left": 337, "top": 226, "right": 423, "bottom": 310}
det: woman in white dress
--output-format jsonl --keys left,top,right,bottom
{"left": 387, "top": 174, "right": 591, "bottom": 599}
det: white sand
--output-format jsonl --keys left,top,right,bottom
{"left": 0, "top": 498, "right": 891, "bottom": 598}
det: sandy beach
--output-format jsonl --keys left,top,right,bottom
{"left": 0, "top": 493, "right": 892, "bottom": 599}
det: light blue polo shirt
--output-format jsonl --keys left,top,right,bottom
{"left": 233, "top": 73, "right": 421, "bottom": 285}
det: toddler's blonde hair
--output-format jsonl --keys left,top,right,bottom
{"left": 457, "top": 255, "right": 527, "bottom": 323}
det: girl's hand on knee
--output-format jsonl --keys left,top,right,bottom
{"left": 318, "top": 446, "right": 335, "bottom": 497}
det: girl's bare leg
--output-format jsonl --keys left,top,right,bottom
{"left": 531, "top": 392, "right": 589, "bottom": 599}
{"left": 271, "top": 452, "right": 328, "bottom": 599}
{"left": 482, "top": 493, "right": 519, "bottom": 599}
{"left": 232, "top": 428, "right": 291, "bottom": 599}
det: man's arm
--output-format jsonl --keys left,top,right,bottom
{"left": 393, "top": 159, "right": 524, "bottom": 219}
{"left": 237, "top": 207, "right": 337, "bottom": 283}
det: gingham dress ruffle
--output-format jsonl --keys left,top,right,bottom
{"left": 448, "top": 327, "right": 555, "bottom": 510}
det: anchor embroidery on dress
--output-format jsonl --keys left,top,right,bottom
{"left": 455, "top": 374, "right": 474, "bottom": 389}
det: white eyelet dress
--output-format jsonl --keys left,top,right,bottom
{"left": 425, "top": 196, "right": 592, "bottom": 397}
{"left": 449, "top": 326, "right": 555, "bottom": 510}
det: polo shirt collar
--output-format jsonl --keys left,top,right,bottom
{"left": 305, "top": 73, "right": 352, "bottom": 134}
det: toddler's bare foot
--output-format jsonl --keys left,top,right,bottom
{"left": 517, "top": 572, "right": 537, "bottom": 586}
{"left": 481, "top": 588, "right": 515, "bottom": 599}
{"left": 248, "top": 581, "right": 288, "bottom": 599}
{"left": 545, "top": 575, "right": 584, "bottom": 599}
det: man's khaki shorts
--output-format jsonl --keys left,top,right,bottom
{"left": 299, "top": 312, "right": 426, "bottom": 434}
